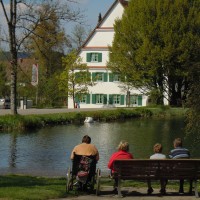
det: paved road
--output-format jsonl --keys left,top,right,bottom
{"left": 0, "top": 108, "right": 116, "bottom": 116}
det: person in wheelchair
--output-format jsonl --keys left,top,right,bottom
{"left": 70, "top": 135, "right": 99, "bottom": 191}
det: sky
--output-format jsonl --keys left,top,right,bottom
{"left": 78, "top": 0, "right": 114, "bottom": 29}
{"left": 0, "top": 0, "right": 115, "bottom": 30}
{"left": 0, "top": 0, "right": 115, "bottom": 49}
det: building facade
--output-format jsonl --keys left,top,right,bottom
{"left": 68, "top": 0, "right": 149, "bottom": 108}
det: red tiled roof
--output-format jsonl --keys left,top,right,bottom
{"left": 119, "top": 0, "right": 129, "bottom": 7}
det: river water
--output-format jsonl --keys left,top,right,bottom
{"left": 0, "top": 118, "right": 199, "bottom": 177}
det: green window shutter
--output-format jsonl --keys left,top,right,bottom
{"left": 92, "top": 73, "right": 96, "bottom": 81}
{"left": 103, "top": 94, "right": 107, "bottom": 104}
{"left": 138, "top": 95, "right": 142, "bottom": 106}
{"left": 109, "top": 94, "right": 113, "bottom": 104}
{"left": 109, "top": 73, "right": 113, "bottom": 82}
{"left": 120, "top": 95, "right": 125, "bottom": 105}
{"left": 104, "top": 73, "right": 108, "bottom": 82}
{"left": 98, "top": 53, "right": 102, "bottom": 62}
{"left": 92, "top": 94, "right": 96, "bottom": 104}
{"left": 86, "top": 94, "right": 90, "bottom": 104}
{"left": 86, "top": 53, "right": 91, "bottom": 62}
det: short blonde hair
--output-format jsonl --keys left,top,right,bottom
{"left": 118, "top": 141, "right": 129, "bottom": 152}
{"left": 153, "top": 143, "right": 162, "bottom": 153}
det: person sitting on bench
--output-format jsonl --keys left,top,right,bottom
{"left": 169, "top": 138, "right": 192, "bottom": 194}
{"left": 108, "top": 140, "right": 133, "bottom": 193}
{"left": 147, "top": 143, "right": 167, "bottom": 195}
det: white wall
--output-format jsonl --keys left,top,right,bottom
{"left": 86, "top": 30, "right": 114, "bottom": 47}
{"left": 100, "top": 2, "right": 124, "bottom": 28}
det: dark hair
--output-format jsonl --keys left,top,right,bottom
{"left": 82, "top": 135, "right": 91, "bottom": 144}
{"left": 174, "top": 138, "right": 182, "bottom": 147}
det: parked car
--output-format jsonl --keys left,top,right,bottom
{"left": 0, "top": 98, "right": 10, "bottom": 109}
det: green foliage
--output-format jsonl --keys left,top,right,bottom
{"left": 26, "top": 5, "right": 69, "bottom": 107}
{"left": 0, "top": 115, "right": 26, "bottom": 131}
{"left": 37, "top": 74, "right": 65, "bottom": 107}
{"left": 108, "top": 0, "right": 200, "bottom": 106}
{"left": 0, "top": 107, "right": 187, "bottom": 132}
{"left": 0, "top": 62, "right": 10, "bottom": 97}
{"left": 28, "top": 6, "right": 68, "bottom": 78}
{"left": 148, "top": 89, "right": 164, "bottom": 106}
{"left": 185, "top": 64, "right": 200, "bottom": 150}
{"left": 57, "top": 50, "right": 94, "bottom": 108}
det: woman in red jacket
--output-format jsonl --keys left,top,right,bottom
{"left": 108, "top": 140, "right": 133, "bottom": 192}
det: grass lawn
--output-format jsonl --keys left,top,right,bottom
{"left": 0, "top": 174, "right": 192, "bottom": 200}
{"left": 0, "top": 175, "right": 68, "bottom": 200}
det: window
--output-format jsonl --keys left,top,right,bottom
{"left": 109, "top": 94, "right": 125, "bottom": 105}
{"left": 113, "top": 95, "right": 121, "bottom": 104}
{"left": 129, "top": 95, "right": 142, "bottom": 106}
{"left": 91, "top": 53, "right": 98, "bottom": 62}
{"left": 86, "top": 53, "right": 102, "bottom": 62}
{"left": 92, "top": 72, "right": 104, "bottom": 82}
{"left": 96, "top": 94, "right": 104, "bottom": 104}
{"left": 80, "top": 95, "right": 87, "bottom": 104}
{"left": 96, "top": 73, "right": 103, "bottom": 81}
{"left": 113, "top": 74, "right": 120, "bottom": 82}
{"left": 109, "top": 73, "right": 121, "bottom": 82}
{"left": 130, "top": 95, "right": 137, "bottom": 105}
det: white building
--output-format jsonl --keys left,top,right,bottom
{"left": 68, "top": 0, "right": 148, "bottom": 108}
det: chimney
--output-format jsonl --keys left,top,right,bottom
{"left": 98, "top": 13, "right": 102, "bottom": 23}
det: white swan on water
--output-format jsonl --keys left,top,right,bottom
{"left": 84, "top": 117, "right": 94, "bottom": 123}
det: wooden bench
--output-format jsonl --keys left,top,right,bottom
{"left": 113, "top": 159, "right": 200, "bottom": 197}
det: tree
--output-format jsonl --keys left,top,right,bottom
{"left": 25, "top": 6, "right": 71, "bottom": 106}
{"left": 36, "top": 74, "right": 63, "bottom": 107}
{"left": 0, "top": 62, "right": 10, "bottom": 97}
{"left": 70, "top": 24, "right": 88, "bottom": 50}
{"left": 57, "top": 50, "right": 93, "bottom": 108}
{"left": 0, "top": 0, "right": 82, "bottom": 114}
{"left": 185, "top": 63, "right": 200, "bottom": 153}
{"left": 108, "top": 0, "right": 200, "bottom": 106}
{"left": 27, "top": 6, "right": 70, "bottom": 78}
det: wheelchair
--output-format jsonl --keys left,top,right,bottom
{"left": 66, "top": 154, "right": 101, "bottom": 195}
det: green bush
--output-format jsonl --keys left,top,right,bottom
{"left": 0, "top": 107, "right": 186, "bottom": 132}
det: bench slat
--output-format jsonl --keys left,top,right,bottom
{"left": 113, "top": 159, "right": 200, "bottom": 180}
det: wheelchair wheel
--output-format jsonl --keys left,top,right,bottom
{"left": 66, "top": 167, "right": 73, "bottom": 192}
{"left": 96, "top": 168, "right": 101, "bottom": 195}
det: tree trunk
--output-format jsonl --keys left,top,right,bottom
{"left": 10, "top": 60, "right": 18, "bottom": 115}
{"left": 169, "top": 79, "right": 183, "bottom": 107}
{"left": 8, "top": 3, "right": 18, "bottom": 115}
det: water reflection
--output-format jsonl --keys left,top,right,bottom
{"left": 9, "top": 134, "right": 17, "bottom": 168}
{"left": 0, "top": 118, "right": 199, "bottom": 177}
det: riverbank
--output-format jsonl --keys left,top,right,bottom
{"left": 0, "top": 107, "right": 187, "bottom": 131}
